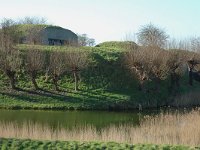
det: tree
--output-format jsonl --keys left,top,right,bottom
{"left": 0, "top": 18, "right": 21, "bottom": 46}
{"left": 77, "top": 34, "right": 95, "bottom": 46}
{"left": 0, "top": 49, "right": 21, "bottom": 89}
{"left": 17, "top": 16, "right": 48, "bottom": 45}
{"left": 87, "top": 38, "right": 95, "bottom": 47}
{"left": 18, "top": 16, "right": 47, "bottom": 25}
{"left": 137, "top": 24, "right": 169, "bottom": 48}
{"left": 49, "top": 50, "right": 68, "bottom": 91}
{"left": 24, "top": 48, "right": 46, "bottom": 90}
{"left": 65, "top": 49, "right": 89, "bottom": 91}
{"left": 185, "top": 52, "right": 200, "bottom": 86}
{"left": 25, "top": 25, "right": 44, "bottom": 45}
{"left": 124, "top": 48, "right": 148, "bottom": 91}
{"left": 0, "top": 19, "right": 21, "bottom": 89}
{"left": 124, "top": 47, "right": 171, "bottom": 92}
{"left": 78, "top": 34, "right": 87, "bottom": 46}
{"left": 190, "top": 37, "right": 200, "bottom": 52}
{"left": 167, "top": 50, "right": 185, "bottom": 91}
{"left": 166, "top": 38, "right": 200, "bottom": 88}
{"left": 147, "top": 47, "right": 171, "bottom": 91}
{"left": 165, "top": 40, "right": 190, "bottom": 92}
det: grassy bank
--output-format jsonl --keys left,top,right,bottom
{"left": 0, "top": 43, "right": 200, "bottom": 110}
{"left": 0, "top": 109, "right": 200, "bottom": 146}
{"left": 0, "top": 138, "right": 196, "bottom": 150}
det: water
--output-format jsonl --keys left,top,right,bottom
{"left": 0, "top": 109, "right": 156, "bottom": 129}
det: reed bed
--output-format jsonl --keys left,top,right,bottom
{"left": 0, "top": 109, "right": 200, "bottom": 146}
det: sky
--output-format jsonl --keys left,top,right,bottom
{"left": 0, "top": 0, "right": 200, "bottom": 44}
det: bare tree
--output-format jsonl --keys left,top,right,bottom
{"left": 0, "top": 19, "right": 21, "bottom": 47}
{"left": 16, "top": 16, "right": 48, "bottom": 45}
{"left": 137, "top": 24, "right": 169, "bottom": 48}
{"left": 0, "top": 19, "right": 21, "bottom": 89}
{"left": 25, "top": 25, "right": 44, "bottom": 45}
{"left": 190, "top": 37, "right": 200, "bottom": 52}
{"left": 87, "top": 38, "right": 96, "bottom": 47}
{"left": 123, "top": 32, "right": 137, "bottom": 42}
{"left": 165, "top": 39, "right": 191, "bottom": 91}
{"left": 124, "top": 46, "right": 171, "bottom": 92}
{"left": 77, "top": 34, "right": 87, "bottom": 46}
{"left": 65, "top": 49, "right": 89, "bottom": 91}
{"left": 124, "top": 48, "right": 148, "bottom": 91}
{"left": 187, "top": 59, "right": 200, "bottom": 86}
{"left": 184, "top": 51, "right": 200, "bottom": 85}
{"left": 77, "top": 34, "right": 95, "bottom": 46}
{"left": 0, "top": 49, "right": 21, "bottom": 89}
{"left": 144, "top": 47, "right": 171, "bottom": 92}
{"left": 166, "top": 38, "right": 200, "bottom": 87}
{"left": 49, "top": 50, "right": 68, "bottom": 91}
{"left": 24, "top": 48, "right": 46, "bottom": 90}
{"left": 18, "top": 16, "right": 47, "bottom": 25}
{"left": 166, "top": 50, "right": 185, "bottom": 91}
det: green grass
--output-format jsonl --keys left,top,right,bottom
{"left": 0, "top": 138, "right": 196, "bottom": 150}
{"left": 0, "top": 88, "right": 131, "bottom": 110}
{"left": 0, "top": 44, "right": 200, "bottom": 110}
{"left": 96, "top": 41, "right": 138, "bottom": 50}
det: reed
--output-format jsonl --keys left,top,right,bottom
{"left": 0, "top": 109, "right": 200, "bottom": 146}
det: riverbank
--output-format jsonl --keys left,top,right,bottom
{"left": 0, "top": 88, "right": 200, "bottom": 111}
{"left": 0, "top": 88, "right": 134, "bottom": 110}
{"left": 0, "top": 138, "right": 195, "bottom": 150}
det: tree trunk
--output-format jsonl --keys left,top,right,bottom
{"left": 45, "top": 68, "right": 49, "bottom": 82}
{"left": 138, "top": 81, "right": 145, "bottom": 92}
{"left": 6, "top": 70, "right": 16, "bottom": 89}
{"left": 170, "top": 73, "right": 175, "bottom": 91}
{"left": 73, "top": 71, "right": 78, "bottom": 92}
{"left": 169, "top": 73, "right": 180, "bottom": 94}
{"left": 155, "top": 78, "right": 161, "bottom": 92}
{"left": 138, "top": 83, "right": 143, "bottom": 91}
{"left": 31, "top": 71, "right": 39, "bottom": 90}
{"left": 53, "top": 74, "right": 59, "bottom": 91}
{"left": 175, "top": 75, "right": 180, "bottom": 88}
{"left": 189, "top": 71, "right": 193, "bottom": 86}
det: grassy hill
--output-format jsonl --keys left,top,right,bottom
{"left": 0, "top": 42, "right": 200, "bottom": 110}
{"left": 96, "top": 41, "right": 138, "bottom": 49}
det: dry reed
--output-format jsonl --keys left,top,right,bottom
{"left": 1, "top": 109, "right": 200, "bottom": 146}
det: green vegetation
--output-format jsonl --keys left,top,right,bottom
{"left": 0, "top": 44, "right": 134, "bottom": 110}
{"left": 0, "top": 138, "right": 196, "bottom": 150}
{"left": 1, "top": 20, "right": 200, "bottom": 149}
{"left": 0, "top": 43, "right": 200, "bottom": 110}
{"left": 1, "top": 20, "right": 200, "bottom": 111}
{"left": 15, "top": 24, "right": 49, "bottom": 36}
{"left": 96, "top": 41, "right": 138, "bottom": 49}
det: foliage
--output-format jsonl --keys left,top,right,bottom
{"left": 0, "top": 138, "right": 195, "bottom": 150}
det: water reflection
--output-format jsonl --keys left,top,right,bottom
{"left": 0, "top": 110, "right": 145, "bottom": 129}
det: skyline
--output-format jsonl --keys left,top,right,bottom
{"left": 0, "top": 0, "right": 200, "bottom": 44}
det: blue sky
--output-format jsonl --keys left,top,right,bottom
{"left": 0, "top": 0, "right": 200, "bottom": 44}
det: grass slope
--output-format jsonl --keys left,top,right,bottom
{"left": 0, "top": 43, "right": 200, "bottom": 110}
{"left": 0, "top": 138, "right": 195, "bottom": 150}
